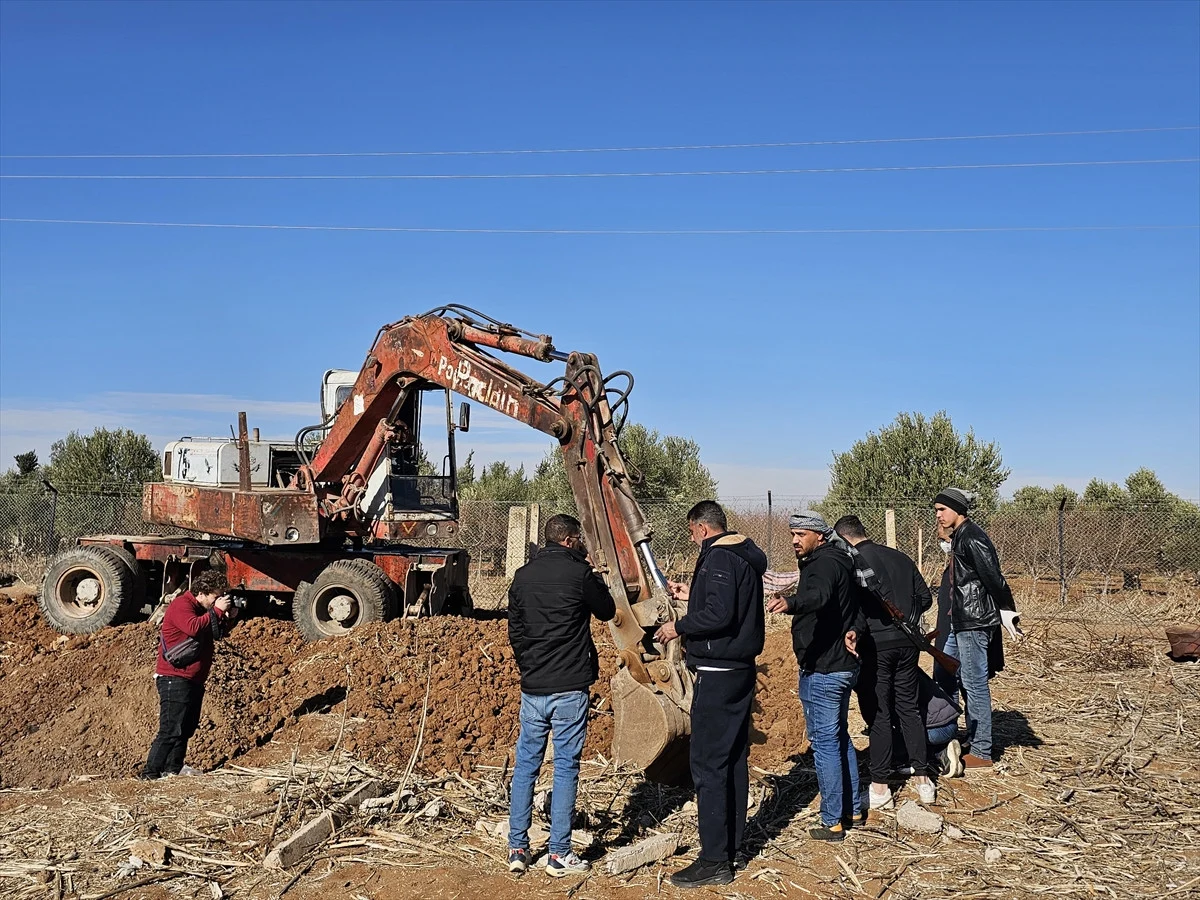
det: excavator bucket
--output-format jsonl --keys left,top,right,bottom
{"left": 610, "top": 666, "right": 692, "bottom": 785}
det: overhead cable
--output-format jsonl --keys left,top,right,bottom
{"left": 3, "top": 218, "right": 1196, "bottom": 235}
{"left": 2, "top": 157, "right": 1197, "bottom": 180}
{"left": 1, "top": 125, "right": 1196, "bottom": 159}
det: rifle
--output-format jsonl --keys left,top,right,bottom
{"left": 877, "top": 592, "right": 960, "bottom": 675}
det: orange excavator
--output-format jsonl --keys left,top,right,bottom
{"left": 39, "top": 306, "right": 691, "bottom": 778}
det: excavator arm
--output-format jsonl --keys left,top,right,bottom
{"left": 306, "top": 307, "right": 692, "bottom": 775}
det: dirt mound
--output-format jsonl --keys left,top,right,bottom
{"left": 0, "top": 589, "right": 805, "bottom": 789}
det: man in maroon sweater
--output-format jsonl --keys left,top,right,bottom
{"left": 139, "top": 570, "right": 236, "bottom": 780}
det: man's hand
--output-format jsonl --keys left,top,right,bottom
{"left": 654, "top": 620, "right": 680, "bottom": 644}
{"left": 667, "top": 580, "right": 690, "bottom": 602}
{"left": 1000, "top": 609, "right": 1024, "bottom": 640}
{"left": 215, "top": 595, "right": 233, "bottom": 614}
{"left": 844, "top": 629, "right": 859, "bottom": 658}
{"left": 766, "top": 594, "right": 790, "bottom": 614}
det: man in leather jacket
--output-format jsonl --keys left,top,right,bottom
{"left": 932, "top": 487, "right": 1017, "bottom": 768}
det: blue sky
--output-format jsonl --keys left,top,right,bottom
{"left": 1, "top": 1, "right": 1197, "bottom": 499}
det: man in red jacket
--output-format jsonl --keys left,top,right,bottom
{"left": 139, "top": 570, "right": 236, "bottom": 780}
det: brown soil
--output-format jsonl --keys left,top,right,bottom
{"left": 0, "top": 587, "right": 806, "bottom": 789}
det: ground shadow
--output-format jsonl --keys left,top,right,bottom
{"left": 741, "top": 748, "right": 831, "bottom": 859}
{"left": 992, "top": 709, "right": 1043, "bottom": 761}
{"left": 602, "top": 777, "right": 694, "bottom": 850}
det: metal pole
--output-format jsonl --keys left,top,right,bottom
{"left": 766, "top": 490, "right": 773, "bottom": 568}
{"left": 238, "top": 412, "right": 252, "bottom": 492}
{"left": 41, "top": 479, "right": 58, "bottom": 555}
{"left": 1057, "top": 497, "right": 1068, "bottom": 605}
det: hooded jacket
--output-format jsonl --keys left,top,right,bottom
{"left": 676, "top": 532, "right": 767, "bottom": 669}
{"left": 507, "top": 542, "right": 616, "bottom": 695}
{"left": 785, "top": 542, "right": 864, "bottom": 674}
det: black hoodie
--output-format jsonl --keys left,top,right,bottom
{"left": 785, "top": 541, "right": 863, "bottom": 674}
{"left": 676, "top": 532, "right": 767, "bottom": 669}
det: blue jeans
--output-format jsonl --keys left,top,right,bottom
{"left": 927, "top": 720, "right": 958, "bottom": 748}
{"left": 508, "top": 690, "right": 589, "bottom": 855}
{"left": 938, "top": 629, "right": 992, "bottom": 760}
{"left": 799, "top": 669, "right": 862, "bottom": 827}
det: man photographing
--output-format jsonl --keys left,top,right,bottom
{"left": 139, "top": 569, "right": 237, "bottom": 780}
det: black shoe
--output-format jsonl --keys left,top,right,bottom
{"left": 136, "top": 772, "right": 160, "bottom": 781}
{"left": 670, "top": 858, "right": 734, "bottom": 888}
{"left": 809, "top": 823, "right": 847, "bottom": 842}
{"left": 732, "top": 850, "right": 752, "bottom": 871}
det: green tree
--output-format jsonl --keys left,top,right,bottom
{"left": 45, "top": 428, "right": 160, "bottom": 490}
{"left": 823, "top": 411, "right": 1009, "bottom": 513}
{"left": 1082, "top": 478, "right": 1127, "bottom": 508}
{"left": 14, "top": 451, "right": 40, "bottom": 477}
{"left": 1009, "top": 484, "right": 1079, "bottom": 510}
{"left": 459, "top": 455, "right": 531, "bottom": 502}
{"left": 528, "top": 423, "right": 718, "bottom": 505}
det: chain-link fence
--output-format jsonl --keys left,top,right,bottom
{"left": 2, "top": 488, "right": 1197, "bottom": 630}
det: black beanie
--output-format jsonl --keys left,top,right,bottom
{"left": 932, "top": 488, "right": 970, "bottom": 516}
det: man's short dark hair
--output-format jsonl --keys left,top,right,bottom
{"left": 687, "top": 500, "right": 727, "bottom": 532}
{"left": 544, "top": 513, "right": 582, "bottom": 545}
{"left": 833, "top": 515, "right": 868, "bottom": 541}
{"left": 192, "top": 569, "right": 229, "bottom": 597}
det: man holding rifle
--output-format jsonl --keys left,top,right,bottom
{"left": 834, "top": 516, "right": 938, "bottom": 808}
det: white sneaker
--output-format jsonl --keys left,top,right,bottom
{"left": 546, "top": 850, "right": 589, "bottom": 877}
{"left": 868, "top": 787, "right": 894, "bottom": 810}
{"left": 944, "top": 739, "right": 964, "bottom": 778}
{"left": 915, "top": 780, "right": 937, "bottom": 805}
{"left": 177, "top": 765, "right": 203, "bottom": 776}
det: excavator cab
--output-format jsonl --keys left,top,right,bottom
{"left": 321, "top": 370, "right": 461, "bottom": 530}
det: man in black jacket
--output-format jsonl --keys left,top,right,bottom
{"left": 932, "top": 488, "right": 1018, "bottom": 769}
{"left": 655, "top": 500, "right": 766, "bottom": 887}
{"left": 767, "top": 512, "right": 865, "bottom": 842}
{"left": 507, "top": 514, "right": 616, "bottom": 877}
{"left": 833, "top": 515, "right": 936, "bottom": 808}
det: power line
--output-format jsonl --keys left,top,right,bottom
{"left": 1, "top": 126, "right": 1196, "bottom": 159}
{"left": 2, "top": 157, "right": 1197, "bottom": 181}
{"left": 3, "top": 217, "right": 1196, "bottom": 235}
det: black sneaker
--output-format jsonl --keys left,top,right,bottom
{"left": 670, "top": 857, "right": 734, "bottom": 888}
{"left": 732, "top": 850, "right": 752, "bottom": 871}
{"left": 136, "top": 772, "right": 161, "bottom": 782}
{"left": 809, "top": 823, "right": 847, "bottom": 842}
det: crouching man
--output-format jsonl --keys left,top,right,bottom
{"left": 139, "top": 569, "right": 236, "bottom": 780}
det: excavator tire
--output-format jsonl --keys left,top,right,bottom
{"left": 40, "top": 546, "right": 135, "bottom": 634}
{"left": 293, "top": 558, "right": 397, "bottom": 642}
{"left": 91, "top": 543, "right": 147, "bottom": 622}
{"left": 610, "top": 667, "right": 693, "bottom": 785}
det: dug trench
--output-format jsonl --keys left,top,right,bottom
{"left": 0, "top": 586, "right": 805, "bottom": 790}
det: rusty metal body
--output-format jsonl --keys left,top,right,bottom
{"left": 56, "top": 306, "right": 691, "bottom": 775}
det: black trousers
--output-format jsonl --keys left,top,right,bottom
{"left": 856, "top": 646, "right": 930, "bottom": 781}
{"left": 142, "top": 675, "right": 205, "bottom": 777}
{"left": 689, "top": 666, "right": 755, "bottom": 863}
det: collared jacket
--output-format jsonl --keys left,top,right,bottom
{"left": 784, "top": 542, "right": 864, "bottom": 674}
{"left": 948, "top": 519, "right": 1015, "bottom": 632}
{"left": 507, "top": 543, "right": 616, "bottom": 695}
{"left": 854, "top": 540, "right": 933, "bottom": 652}
{"left": 156, "top": 592, "right": 229, "bottom": 683}
{"left": 676, "top": 532, "right": 767, "bottom": 669}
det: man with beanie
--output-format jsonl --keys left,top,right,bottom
{"left": 931, "top": 488, "right": 1019, "bottom": 769}
{"left": 656, "top": 500, "right": 766, "bottom": 887}
{"left": 767, "top": 512, "right": 865, "bottom": 842}
{"left": 833, "top": 515, "right": 937, "bottom": 808}
{"left": 507, "top": 514, "right": 616, "bottom": 877}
